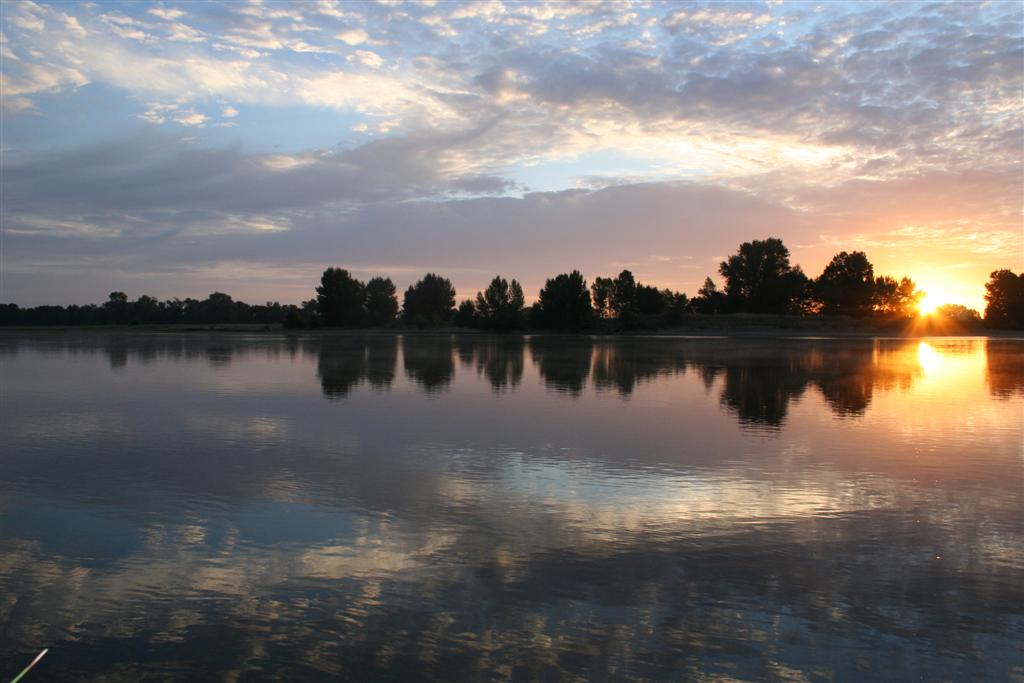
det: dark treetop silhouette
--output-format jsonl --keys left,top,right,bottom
{"left": 2, "top": 238, "right": 1019, "bottom": 329}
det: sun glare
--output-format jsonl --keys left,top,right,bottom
{"left": 917, "top": 341, "right": 942, "bottom": 374}
{"left": 918, "top": 291, "right": 943, "bottom": 316}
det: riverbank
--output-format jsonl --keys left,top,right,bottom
{"left": 1, "top": 314, "right": 1020, "bottom": 338}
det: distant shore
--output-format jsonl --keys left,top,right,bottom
{"left": 1, "top": 314, "right": 1021, "bottom": 339}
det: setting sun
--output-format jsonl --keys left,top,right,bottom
{"left": 918, "top": 291, "right": 943, "bottom": 316}
{"left": 912, "top": 279, "right": 976, "bottom": 317}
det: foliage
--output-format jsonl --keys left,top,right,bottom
{"left": 610, "top": 270, "right": 638, "bottom": 319}
{"left": 591, "top": 277, "right": 613, "bottom": 319}
{"left": 534, "top": 270, "right": 592, "bottom": 330}
{"left": 814, "top": 251, "right": 876, "bottom": 316}
{"left": 316, "top": 267, "right": 366, "bottom": 327}
{"left": 0, "top": 293, "right": 292, "bottom": 326}
{"left": 475, "top": 276, "right": 525, "bottom": 331}
{"left": 402, "top": 273, "right": 456, "bottom": 327}
{"left": 453, "top": 299, "right": 479, "bottom": 328}
{"left": 588, "top": 269, "right": 688, "bottom": 327}
{"left": 718, "top": 238, "right": 807, "bottom": 314}
{"left": 934, "top": 304, "right": 982, "bottom": 326}
{"left": 690, "top": 277, "right": 727, "bottom": 314}
{"left": 662, "top": 289, "right": 689, "bottom": 323}
{"left": 365, "top": 276, "right": 399, "bottom": 326}
{"left": 984, "top": 269, "right": 1024, "bottom": 329}
{"left": 635, "top": 284, "right": 668, "bottom": 315}
{"left": 3, "top": 247, "right": 1015, "bottom": 333}
{"left": 873, "top": 275, "right": 922, "bottom": 318}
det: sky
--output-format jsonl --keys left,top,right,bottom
{"left": 1, "top": 0, "right": 1021, "bottom": 310}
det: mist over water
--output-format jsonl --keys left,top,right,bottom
{"left": 1, "top": 333, "right": 1022, "bottom": 681}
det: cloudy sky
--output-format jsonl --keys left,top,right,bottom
{"left": 2, "top": 0, "right": 1021, "bottom": 309}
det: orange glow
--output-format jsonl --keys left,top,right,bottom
{"left": 913, "top": 279, "right": 973, "bottom": 317}
{"left": 918, "top": 291, "right": 942, "bottom": 316}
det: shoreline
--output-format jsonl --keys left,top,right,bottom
{"left": 1, "top": 320, "right": 1021, "bottom": 340}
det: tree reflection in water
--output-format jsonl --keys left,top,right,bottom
{"left": 0, "top": 332, "right": 1021, "bottom": 681}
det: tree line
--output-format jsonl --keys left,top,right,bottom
{"left": 2, "top": 237, "right": 1022, "bottom": 329}
{"left": 0, "top": 291, "right": 293, "bottom": 327}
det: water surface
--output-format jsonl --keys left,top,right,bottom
{"left": 1, "top": 333, "right": 1022, "bottom": 681}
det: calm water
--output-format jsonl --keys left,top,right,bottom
{"left": 1, "top": 332, "right": 1022, "bottom": 681}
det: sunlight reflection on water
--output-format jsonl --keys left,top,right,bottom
{"left": 0, "top": 333, "right": 1022, "bottom": 681}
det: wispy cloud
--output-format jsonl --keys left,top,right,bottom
{"left": 0, "top": 0, "right": 1020, "bottom": 306}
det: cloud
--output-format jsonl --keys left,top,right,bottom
{"left": 173, "top": 108, "right": 208, "bottom": 127}
{"left": 7, "top": 2, "right": 46, "bottom": 31}
{"left": 663, "top": 7, "right": 773, "bottom": 31}
{"left": 447, "top": 174, "right": 524, "bottom": 195}
{"left": 148, "top": 7, "right": 186, "bottom": 21}
{"left": 138, "top": 103, "right": 208, "bottom": 127}
{"left": 336, "top": 28, "right": 368, "bottom": 45}
{"left": 0, "top": 60, "right": 89, "bottom": 101}
{"left": 347, "top": 49, "right": 383, "bottom": 69}
{"left": 0, "top": 0, "right": 1019, "bottom": 307}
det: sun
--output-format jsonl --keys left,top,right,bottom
{"left": 918, "top": 291, "right": 943, "bottom": 316}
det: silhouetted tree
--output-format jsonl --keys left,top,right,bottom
{"left": 301, "top": 299, "right": 321, "bottom": 328}
{"left": 873, "top": 275, "right": 922, "bottom": 318}
{"left": 317, "top": 268, "right": 366, "bottom": 327}
{"left": 814, "top": 251, "right": 875, "bottom": 316}
{"left": 591, "top": 272, "right": 680, "bottom": 325}
{"left": 935, "top": 304, "right": 983, "bottom": 327}
{"left": 534, "top": 270, "right": 592, "bottom": 330}
{"left": 365, "top": 276, "right": 398, "bottom": 326}
{"left": 198, "top": 292, "right": 238, "bottom": 324}
{"left": 475, "top": 276, "right": 525, "bottom": 331}
{"left": 662, "top": 289, "right": 689, "bottom": 323}
{"left": 453, "top": 299, "right": 479, "bottom": 328}
{"left": 984, "top": 269, "right": 1024, "bottom": 329}
{"left": 591, "top": 277, "right": 613, "bottom": 319}
{"left": 691, "top": 277, "right": 728, "bottom": 314}
{"left": 611, "top": 270, "right": 638, "bottom": 319}
{"left": 283, "top": 305, "right": 305, "bottom": 329}
{"left": 635, "top": 284, "right": 667, "bottom": 315}
{"left": 402, "top": 273, "right": 456, "bottom": 326}
{"left": 0, "top": 292, "right": 292, "bottom": 326}
{"left": 132, "top": 295, "right": 160, "bottom": 324}
{"left": 104, "top": 291, "right": 130, "bottom": 324}
{"left": 719, "top": 238, "right": 806, "bottom": 313}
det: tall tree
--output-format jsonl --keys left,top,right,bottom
{"left": 316, "top": 268, "right": 366, "bottom": 327}
{"left": 935, "top": 304, "right": 982, "bottom": 326}
{"left": 534, "top": 270, "right": 592, "bottom": 330}
{"left": 132, "top": 295, "right": 160, "bottom": 323}
{"left": 635, "top": 285, "right": 668, "bottom": 315}
{"left": 591, "top": 277, "right": 614, "bottom": 319}
{"left": 402, "top": 273, "right": 456, "bottom": 326}
{"left": 692, "top": 277, "right": 727, "bottom": 314}
{"left": 200, "top": 292, "right": 238, "bottom": 324}
{"left": 610, "top": 270, "right": 638, "bottom": 319}
{"left": 873, "top": 275, "right": 922, "bottom": 317}
{"left": 718, "top": 238, "right": 806, "bottom": 313}
{"left": 365, "top": 276, "right": 398, "bottom": 326}
{"left": 453, "top": 299, "right": 479, "bottom": 328}
{"left": 104, "top": 291, "right": 130, "bottom": 324}
{"left": 662, "top": 289, "right": 689, "bottom": 323}
{"left": 984, "top": 269, "right": 1024, "bottom": 329}
{"left": 814, "top": 251, "right": 876, "bottom": 316}
{"left": 475, "top": 275, "right": 525, "bottom": 331}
